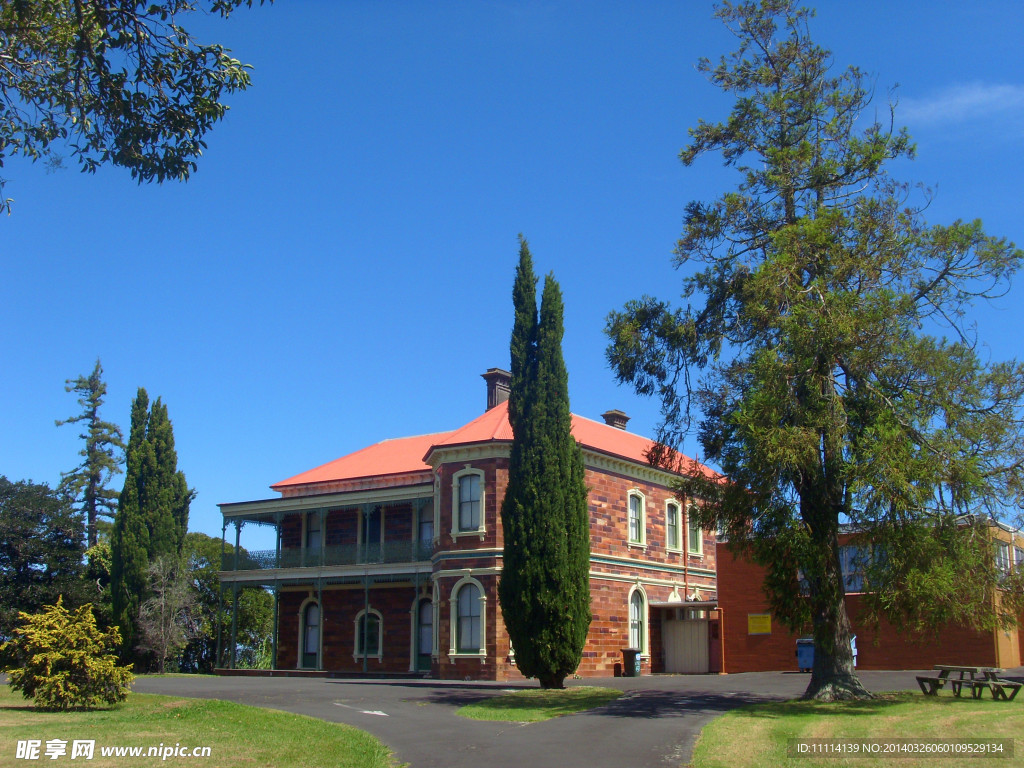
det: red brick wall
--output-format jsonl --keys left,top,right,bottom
{"left": 325, "top": 507, "right": 358, "bottom": 546}
{"left": 274, "top": 584, "right": 420, "bottom": 674}
{"left": 717, "top": 547, "right": 1001, "bottom": 672}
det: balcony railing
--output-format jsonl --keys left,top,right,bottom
{"left": 222, "top": 540, "right": 433, "bottom": 571}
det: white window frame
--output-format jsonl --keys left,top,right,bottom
{"left": 627, "top": 584, "right": 649, "bottom": 657}
{"left": 666, "top": 501, "right": 682, "bottom": 552}
{"left": 687, "top": 504, "right": 703, "bottom": 556}
{"left": 451, "top": 466, "right": 486, "bottom": 539}
{"left": 448, "top": 576, "right": 486, "bottom": 659}
{"left": 840, "top": 545, "right": 868, "bottom": 593}
{"left": 995, "top": 541, "right": 1011, "bottom": 579}
{"left": 627, "top": 490, "right": 646, "bottom": 546}
{"left": 353, "top": 608, "right": 383, "bottom": 660}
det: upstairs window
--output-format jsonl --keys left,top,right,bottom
{"left": 840, "top": 545, "right": 869, "bottom": 593}
{"left": 628, "top": 492, "right": 645, "bottom": 544}
{"left": 666, "top": 502, "right": 681, "bottom": 551}
{"left": 306, "top": 512, "right": 321, "bottom": 551}
{"left": 687, "top": 506, "right": 702, "bottom": 555}
{"left": 995, "top": 542, "right": 1011, "bottom": 579}
{"left": 452, "top": 468, "right": 485, "bottom": 536}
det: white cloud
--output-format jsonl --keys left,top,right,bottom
{"left": 899, "top": 82, "right": 1024, "bottom": 125}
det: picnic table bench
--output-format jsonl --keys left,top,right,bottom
{"left": 917, "top": 665, "right": 1020, "bottom": 700}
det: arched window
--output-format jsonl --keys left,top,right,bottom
{"left": 355, "top": 609, "right": 382, "bottom": 658}
{"left": 459, "top": 475, "right": 481, "bottom": 530}
{"left": 628, "top": 491, "right": 645, "bottom": 545}
{"left": 456, "top": 583, "right": 482, "bottom": 653}
{"left": 666, "top": 501, "right": 681, "bottom": 551}
{"left": 301, "top": 601, "right": 319, "bottom": 669}
{"left": 629, "top": 589, "right": 646, "bottom": 653}
{"left": 452, "top": 468, "right": 485, "bottom": 536}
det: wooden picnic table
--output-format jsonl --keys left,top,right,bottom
{"left": 918, "top": 665, "right": 1020, "bottom": 700}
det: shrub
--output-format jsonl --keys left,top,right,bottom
{"left": 1, "top": 596, "right": 133, "bottom": 710}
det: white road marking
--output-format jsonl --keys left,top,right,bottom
{"left": 333, "top": 702, "right": 390, "bottom": 716}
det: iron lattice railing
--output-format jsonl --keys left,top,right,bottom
{"left": 222, "top": 540, "right": 433, "bottom": 571}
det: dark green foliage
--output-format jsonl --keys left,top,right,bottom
{"left": 0, "top": 0, "right": 267, "bottom": 213}
{"left": 0, "top": 477, "right": 86, "bottom": 652}
{"left": 499, "top": 236, "right": 591, "bottom": 690}
{"left": 606, "top": 1, "right": 1024, "bottom": 701}
{"left": 111, "top": 388, "right": 194, "bottom": 662}
{"left": 2, "top": 597, "right": 133, "bottom": 710}
{"left": 56, "top": 360, "right": 125, "bottom": 548}
{"left": 179, "top": 532, "right": 272, "bottom": 673}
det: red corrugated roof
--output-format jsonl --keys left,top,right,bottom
{"left": 272, "top": 400, "right": 714, "bottom": 493}
{"left": 271, "top": 431, "right": 452, "bottom": 490}
{"left": 429, "top": 400, "right": 713, "bottom": 476}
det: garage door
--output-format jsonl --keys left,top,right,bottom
{"left": 663, "top": 619, "right": 709, "bottom": 674}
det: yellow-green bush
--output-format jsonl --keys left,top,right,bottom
{"left": 1, "top": 596, "right": 133, "bottom": 710}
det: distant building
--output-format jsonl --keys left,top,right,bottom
{"left": 218, "top": 369, "right": 721, "bottom": 680}
{"left": 717, "top": 521, "right": 1024, "bottom": 672}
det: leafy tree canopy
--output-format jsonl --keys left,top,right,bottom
{"left": 0, "top": 0, "right": 266, "bottom": 212}
{"left": 607, "top": 0, "right": 1024, "bottom": 700}
{"left": 0, "top": 476, "right": 86, "bottom": 647}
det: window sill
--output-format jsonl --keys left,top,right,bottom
{"left": 451, "top": 529, "right": 486, "bottom": 541}
{"left": 448, "top": 651, "right": 487, "bottom": 661}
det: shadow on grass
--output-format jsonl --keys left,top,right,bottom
{"left": 734, "top": 692, "right": 933, "bottom": 719}
{"left": 419, "top": 687, "right": 774, "bottom": 720}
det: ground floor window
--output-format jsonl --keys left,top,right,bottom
{"left": 457, "top": 584, "right": 482, "bottom": 653}
{"left": 629, "top": 589, "right": 645, "bottom": 652}
{"left": 302, "top": 601, "right": 319, "bottom": 669}
{"left": 355, "top": 609, "right": 382, "bottom": 658}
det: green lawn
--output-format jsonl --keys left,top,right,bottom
{"left": 457, "top": 686, "right": 622, "bottom": 722}
{"left": 691, "top": 691, "right": 1023, "bottom": 768}
{"left": 0, "top": 686, "right": 393, "bottom": 768}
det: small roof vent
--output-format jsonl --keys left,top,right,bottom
{"left": 601, "top": 409, "right": 630, "bottom": 430}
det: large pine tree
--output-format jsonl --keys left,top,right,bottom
{"left": 499, "top": 236, "right": 591, "bottom": 689}
{"left": 111, "top": 388, "right": 194, "bottom": 660}
{"left": 56, "top": 360, "right": 125, "bottom": 548}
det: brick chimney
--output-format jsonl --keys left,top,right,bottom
{"left": 481, "top": 368, "right": 511, "bottom": 411}
{"left": 601, "top": 409, "right": 630, "bottom": 430}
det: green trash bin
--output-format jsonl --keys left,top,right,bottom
{"left": 621, "top": 648, "right": 641, "bottom": 677}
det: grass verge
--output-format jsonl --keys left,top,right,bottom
{"left": 457, "top": 686, "right": 622, "bottom": 722}
{"left": 0, "top": 685, "right": 393, "bottom": 768}
{"left": 690, "top": 691, "right": 1023, "bottom": 768}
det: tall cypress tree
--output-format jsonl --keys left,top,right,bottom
{"left": 56, "top": 360, "right": 125, "bottom": 548}
{"left": 111, "top": 389, "right": 193, "bottom": 661}
{"left": 499, "top": 236, "right": 591, "bottom": 689}
{"left": 111, "top": 389, "right": 152, "bottom": 656}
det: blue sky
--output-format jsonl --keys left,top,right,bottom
{"left": 3, "top": 1, "right": 1022, "bottom": 550}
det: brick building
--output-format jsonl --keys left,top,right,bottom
{"left": 716, "top": 523, "right": 1024, "bottom": 673}
{"left": 218, "top": 369, "right": 722, "bottom": 680}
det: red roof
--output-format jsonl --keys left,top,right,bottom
{"left": 272, "top": 400, "right": 714, "bottom": 493}
{"left": 428, "top": 400, "right": 712, "bottom": 476}
{"left": 271, "top": 431, "right": 452, "bottom": 490}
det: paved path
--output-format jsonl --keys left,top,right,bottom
{"left": 134, "top": 670, "right": 929, "bottom": 768}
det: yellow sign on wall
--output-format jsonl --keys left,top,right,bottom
{"left": 748, "top": 613, "right": 771, "bottom": 635}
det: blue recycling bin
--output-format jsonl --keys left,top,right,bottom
{"left": 796, "top": 638, "right": 814, "bottom": 672}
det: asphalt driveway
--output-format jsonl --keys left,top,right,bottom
{"left": 133, "top": 669, "right": 929, "bottom": 768}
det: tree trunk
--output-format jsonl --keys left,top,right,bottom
{"left": 803, "top": 547, "right": 871, "bottom": 701}
{"left": 539, "top": 674, "right": 566, "bottom": 689}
